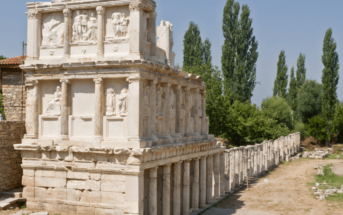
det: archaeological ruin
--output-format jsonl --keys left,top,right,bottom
{"left": 12, "top": 0, "right": 302, "bottom": 214}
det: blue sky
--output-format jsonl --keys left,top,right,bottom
{"left": 1, "top": 0, "right": 343, "bottom": 106}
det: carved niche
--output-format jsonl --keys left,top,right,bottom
{"left": 119, "top": 88, "right": 128, "bottom": 117}
{"left": 41, "top": 13, "right": 64, "bottom": 47}
{"left": 44, "top": 86, "right": 62, "bottom": 116}
{"left": 71, "top": 10, "right": 97, "bottom": 44}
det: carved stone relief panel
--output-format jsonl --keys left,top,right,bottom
{"left": 44, "top": 86, "right": 62, "bottom": 116}
{"left": 105, "top": 6, "right": 130, "bottom": 43}
{"left": 41, "top": 12, "right": 64, "bottom": 47}
{"left": 71, "top": 9, "right": 97, "bottom": 44}
{"left": 103, "top": 78, "right": 129, "bottom": 117}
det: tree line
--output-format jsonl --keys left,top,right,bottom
{"left": 182, "top": 0, "right": 342, "bottom": 146}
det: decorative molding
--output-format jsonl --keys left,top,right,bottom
{"left": 96, "top": 6, "right": 105, "bottom": 15}
{"left": 63, "top": 9, "right": 71, "bottom": 17}
{"left": 129, "top": 2, "right": 143, "bottom": 12}
{"left": 93, "top": 78, "right": 103, "bottom": 84}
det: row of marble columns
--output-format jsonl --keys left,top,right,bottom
{"left": 224, "top": 133, "right": 301, "bottom": 191}
{"left": 147, "top": 153, "right": 226, "bottom": 215}
{"left": 26, "top": 5, "right": 157, "bottom": 60}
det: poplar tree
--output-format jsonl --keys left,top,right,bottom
{"left": 202, "top": 38, "right": 212, "bottom": 66}
{"left": 296, "top": 53, "right": 306, "bottom": 89}
{"left": 273, "top": 50, "right": 288, "bottom": 98}
{"left": 183, "top": 22, "right": 204, "bottom": 71}
{"left": 321, "top": 28, "right": 339, "bottom": 145}
{"left": 222, "top": 0, "right": 258, "bottom": 102}
{"left": 289, "top": 67, "right": 297, "bottom": 119}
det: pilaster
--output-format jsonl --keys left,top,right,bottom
{"left": 63, "top": 9, "right": 71, "bottom": 59}
{"left": 96, "top": 6, "right": 105, "bottom": 57}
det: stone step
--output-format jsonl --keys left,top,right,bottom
{"left": 11, "top": 212, "right": 49, "bottom": 215}
{"left": 0, "top": 197, "right": 26, "bottom": 210}
{"left": 0, "top": 188, "right": 23, "bottom": 199}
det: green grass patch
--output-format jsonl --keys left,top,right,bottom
{"left": 324, "top": 151, "right": 343, "bottom": 160}
{"left": 305, "top": 148, "right": 312, "bottom": 152}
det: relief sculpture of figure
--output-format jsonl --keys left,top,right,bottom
{"left": 72, "top": 10, "right": 83, "bottom": 42}
{"left": 170, "top": 89, "right": 175, "bottom": 109}
{"left": 112, "top": 13, "right": 121, "bottom": 39}
{"left": 156, "top": 85, "right": 164, "bottom": 114}
{"left": 119, "top": 88, "right": 128, "bottom": 116}
{"left": 120, "top": 13, "right": 129, "bottom": 38}
{"left": 143, "top": 82, "right": 150, "bottom": 108}
{"left": 44, "top": 86, "right": 62, "bottom": 116}
{"left": 87, "top": 12, "right": 97, "bottom": 42}
{"left": 106, "top": 87, "right": 116, "bottom": 116}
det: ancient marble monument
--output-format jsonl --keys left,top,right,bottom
{"left": 15, "top": 0, "right": 221, "bottom": 214}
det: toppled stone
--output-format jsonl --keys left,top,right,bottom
{"left": 317, "top": 169, "right": 324, "bottom": 175}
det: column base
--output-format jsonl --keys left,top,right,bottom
{"left": 59, "top": 135, "right": 69, "bottom": 141}
{"left": 63, "top": 54, "right": 70, "bottom": 59}
{"left": 93, "top": 135, "right": 103, "bottom": 142}
{"left": 24, "top": 134, "right": 38, "bottom": 139}
{"left": 200, "top": 204, "right": 206, "bottom": 208}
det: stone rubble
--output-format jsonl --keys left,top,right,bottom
{"left": 303, "top": 148, "right": 332, "bottom": 159}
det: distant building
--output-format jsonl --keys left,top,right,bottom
{"left": 0, "top": 56, "right": 27, "bottom": 121}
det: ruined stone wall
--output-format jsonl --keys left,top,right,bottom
{"left": 0, "top": 121, "right": 25, "bottom": 192}
{"left": 2, "top": 68, "right": 26, "bottom": 121}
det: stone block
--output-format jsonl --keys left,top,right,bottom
{"left": 22, "top": 176, "right": 35, "bottom": 187}
{"left": 77, "top": 206, "right": 95, "bottom": 215}
{"left": 35, "top": 170, "right": 66, "bottom": 178}
{"left": 68, "top": 171, "right": 90, "bottom": 180}
{"left": 57, "top": 204, "right": 77, "bottom": 215}
{"left": 101, "top": 174, "right": 125, "bottom": 182}
{"left": 23, "top": 186, "right": 35, "bottom": 198}
{"left": 67, "top": 189, "right": 82, "bottom": 202}
{"left": 35, "top": 176, "right": 66, "bottom": 188}
{"left": 54, "top": 188, "right": 67, "bottom": 200}
{"left": 95, "top": 208, "right": 124, "bottom": 215}
{"left": 80, "top": 190, "right": 101, "bottom": 203}
{"left": 101, "top": 181, "right": 125, "bottom": 192}
{"left": 35, "top": 187, "right": 47, "bottom": 202}
{"left": 100, "top": 192, "right": 125, "bottom": 204}
{"left": 67, "top": 180, "right": 100, "bottom": 191}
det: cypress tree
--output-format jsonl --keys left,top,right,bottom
{"left": 296, "top": 53, "right": 306, "bottom": 89}
{"left": 321, "top": 28, "right": 339, "bottom": 145}
{"left": 289, "top": 67, "right": 297, "bottom": 119}
{"left": 273, "top": 50, "right": 288, "bottom": 98}
{"left": 183, "top": 22, "right": 204, "bottom": 71}
{"left": 222, "top": 0, "right": 258, "bottom": 102}
{"left": 202, "top": 38, "right": 212, "bottom": 66}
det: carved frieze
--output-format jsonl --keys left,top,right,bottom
{"left": 41, "top": 13, "right": 64, "bottom": 47}
{"left": 105, "top": 12, "right": 130, "bottom": 43}
{"left": 71, "top": 10, "right": 97, "bottom": 44}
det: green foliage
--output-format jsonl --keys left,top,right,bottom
{"left": 0, "top": 94, "right": 5, "bottom": 117}
{"left": 297, "top": 80, "right": 323, "bottom": 124}
{"left": 306, "top": 115, "right": 328, "bottom": 145}
{"left": 262, "top": 96, "right": 292, "bottom": 130}
{"left": 296, "top": 53, "right": 306, "bottom": 89}
{"left": 292, "top": 122, "right": 309, "bottom": 139}
{"left": 183, "top": 22, "right": 204, "bottom": 71}
{"left": 333, "top": 101, "right": 343, "bottom": 142}
{"left": 273, "top": 50, "right": 288, "bottom": 98}
{"left": 321, "top": 28, "right": 340, "bottom": 144}
{"left": 289, "top": 67, "right": 297, "bottom": 118}
{"left": 221, "top": 0, "right": 258, "bottom": 102}
{"left": 0, "top": 55, "right": 6, "bottom": 60}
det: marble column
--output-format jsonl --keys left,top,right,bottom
{"left": 206, "top": 154, "right": 213, "bottom": 204}
{"left": 150, "top": 78, "right": 158, "bottom": 140}
{"left": 93, "top": 78, "right": 103, "bottom": 142}
{"left": 63, "top": 9, "right": 71, "bottom": 58}
{"left": 242, "top": 148, "right": 246, "bottom": 182}
{"left": 183, "top": 159, "right": 191, "bottom": 215}
{"left": 25, "top": 80, "right": 39, "bottom": 139}
{"left": 240, "top": 147, "right": 244, "bottom": 184}
{"left": 163, "top": 164, "right": 171, "bottom": 215}
{"left": 147, "top": 12, "right": 157, "bottom": 56}
{"left": 220, "top": 152, "right": 226, "bottom": 196}
{"left": 184, "top": 87, "right": 190, "bottom": 136}
{"left": 96, "top": 6, "right": 105, "bottom": 57}
{"left": 149, "top": 167, "right": 158, "bottom": 215}
{"left": 201, "top": 90, "right": 207, "bottom": 135}
{"left": 173, "top": 161, "right": 182, "bottom": 215}
{"left": 127, "top": 77, "right": 144, "bottom": 141}
{"left": 193, "top": 89, "right": 199, "bottom": 136}
{"left": 60, "top": 79, "right": 69, "bottom": 140}
{"left": 129, "top": 2, "right": 144, "bottom": 58}
{"left": 192, "top": 157, "right": 200, "bottom": 212}
{"left": 254, "top": 147, "right": 258, "bottom": 177}
{"left": 26, "top": 12, "right": 35, "bottom": 60}
{"left": 164, "top": 83, "right": 172, "bottom": 139}
{"left": 230, "top": 149, "right": 235, "bottom": 190}
{"left": 224, "top": 151, "right": 230, "bottom": 193}
{"left": 175, "top": 85, "right": 181, "bottom": 135}
{"left": 235, "top": 148, "right": 239, "bottom": 187}
{"left": 214, "top": 153, "right": 220, "bottom": 200}
{"left": 199, "top": 156, "right": 207, "bottom": 208}
{"left": 33, "top": 12, "right": 42, "bottom": 60}
{"left": 259, "top": 145, "right": 263, "bottom": 173}
{"left": 247, "top": 148, "right": 252, "bottom": 178}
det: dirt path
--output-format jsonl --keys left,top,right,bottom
{"left": 210, "top": 159, "right": 343, "bottom": 215}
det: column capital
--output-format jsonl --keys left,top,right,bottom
{"left": 129, "top": 2, "right": 143, "bottom": 12}
{"left": 93, "top": 78, "right": 103, "bottom": 84}
{"left": 149, "top": 12, "right": 157, "bottom": 19}
{"left": 60, "top": 79, "right": 69, "bottom": 84}
{"left": 193, "top": 157, "right": 200, "bottom": 161}
{"left": 177, "top": 85, "right": 182, "bottom": 90}
{"left": 26, "top": 11, "right": 41, "bottom": 19}
{"left": 183, "top": 159, "right": 192, "bottom": 163}
{"left": 152, "top": 78, "right": 158, "bottom": 85}
{"left": 96, "top": 6, "right": 105, "bottom": 15}
{"left": 207, "top": 154, "right": 214, "bottom": 158}
{"left": 174, "top": 160, "right": 183, "bottom": 165}
{"left": 63, "top": 9, "right": 71, "bottom": 17}
{"left": 166, "top": 83, "right": 172, "bottom": 88}
{"left": 200, "top": 155, "right": 207, "bottom": 160}
{"left": 126, "top": 76, "right": 144, "bottom": 84}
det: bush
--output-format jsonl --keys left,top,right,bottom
{"left": 292, "top": 122, "right": 309, "bottom": 138}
